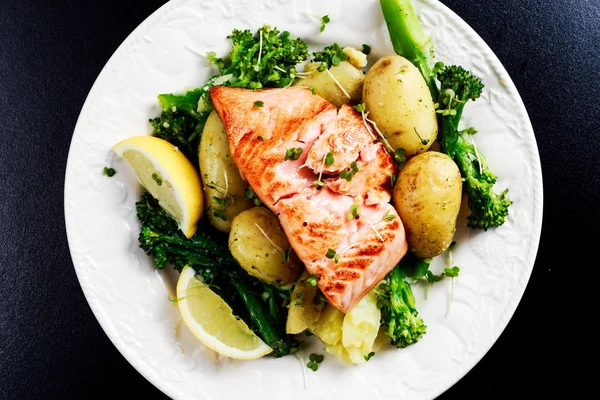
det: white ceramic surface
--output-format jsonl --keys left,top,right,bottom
{"left": 64, "top": 0, "right": 543, "bottom": 399}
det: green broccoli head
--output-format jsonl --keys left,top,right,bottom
{"left": 464, "top": 178, "right": 512, "bottom": 230}
{"left": 377, "top": 264, "right": 427, "bottom": 348}
{"left": 227, "top": 25, "right": 309, "bottom": 89}
{"left": 437, "top": 64, "right": 484, "bottom": 103}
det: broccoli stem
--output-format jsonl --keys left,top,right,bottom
{"left": 380, "top": 0, "right": 438, "bottom": 99}
{"left": 230, "top": 279, "right": 289, "bottom": 356}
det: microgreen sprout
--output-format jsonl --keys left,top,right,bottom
{"left": 307, "top": 353, "right": 324, "bottom": 371}
{"left": 424, "top": 270, "right": 443, "bottom": 300}
{"left": 284, "top": 147, "right": 303, "bottom": 161}
{"left": 347, "top": 204, "right": 361, "bottom": 221}
{"left": 443, "top": 266, "right": 460, "bottom": 317}
{"left": 382, "top": 209, "right": 395, "bottom": 222}
{"left": 253, "top": 100, "right": 264, "bottom": 107}
{"left": 306, "top": 275, "right": 318, "bottom": 287}
{"left": 339, "top": 161, "right": 359, "bottom": 182}
{"left": 103, "top": 166, "right": 116, "bottom": 177}
{"left": 364, "top": 352, "right": 375, "bottom": 361}
{"left": 325, "top": 69, "right": 351, "bottom": 99}
{"left": 325, "top": 150, "right": 335, "bottom": 166}
{"left": 414, "top": 127, "right": 429, "bottom": 145}
{"left": 312, "top": 150, "right": 329, "bottom": 187}
{"left": 325, "top": 248, "right": 340, "bottom": 263}
{"left": 245, "top": 187, "right": 263, "bottom": 206}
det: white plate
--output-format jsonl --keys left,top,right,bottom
{"left": 64, "top": 0, "right": 543, "bottom": 399}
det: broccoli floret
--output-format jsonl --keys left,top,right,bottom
{"left": 377, "top": 262, "right": 427, "bottom": 348}
{"left": 434, "top": 65, "right": 511, "bottom": 230}
{"left": 380, "top": 0, "right": 511, "bottom": 230}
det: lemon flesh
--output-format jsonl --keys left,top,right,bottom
{"left": 112, "top": 135, "right": 203, "bottom": 238}
{"left": 176, "top": 266, "right": 272, "bottom": 359}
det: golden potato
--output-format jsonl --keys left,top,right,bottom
{"left": 393, "top": 151, "right": 462, "bottom": 258}
{"left": 286, "top": 271, "right": 325, "bottom": 334}
{"left": 228, "top": 207, "right": 303, "bottom": 286}
{"left": 362, "top": 55, "right": 438, "bottom": 156}
{"left": 199, "top": 110, "right": 253, "bottom": 232}
{"left": 294, "top": 61, "right": 364, "bottom": 107}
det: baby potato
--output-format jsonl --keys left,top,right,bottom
{"left": 393, "top": 151, "right": 462, "bottom": 258}
{"left": 228, "top": 207, "right": 303, "bottom": 286}
{"left": 286, "top": 270, "right": 325, "bottom": 334}
{"left": 362, "top": 55, "right": 438, "bottom": 156}
{"left": 294, "top": 61, "right": 364, "bottom": 107}
{"left": 199, "top": 110, "right": 253, "bottom": 232}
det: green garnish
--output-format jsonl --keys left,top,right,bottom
{"left": 339, "top": 161, "right": 359, "bottom": 182}
{"left": 444, "top": 266, "right": 460, "bottom": 278}
{"left": 151, "top": 173, "right": 163, "bottom": 186}
{"left": 325, "top": 150, "right": 335, "bottom": 166}
{"left": 325, "top": 248, "right": 340, "bottom": 263}
{"left": 414, "top": 127, "right": 429, "bottom": 145}
{"left": 362, "top": 44, "right": 371, "bottom": 55}
{"left": 320, "top": 15, "right": 330, "bottom": 32}
{"left": 443, "top": 266, "right": 460, "bottom": 317}
{"left": 103, "top": 167, "right": 116, "bottom": 177}
{"left": 306, "top": 276, "right": 318, "bottom": 287}
{"left": 307, "top": 353, "right": 325, "bottom": 371}
{"left": 312, "top": 43, "right": 348, "bottom": 71}
{"left": 245, "top": 187, "right": 263, "bottom": 206}
{"left": 382, "top": 210, "right": 395, "bottom": 222}
{"left": 393, "top": 148, "right": 406, "bottom": 167}
{"left": 213, "top": 209, "right": 227, "bottom": 221}
{"left": 347, "top": 204, "right": 361, "bottom": 221}
{"left": 253, "top": 100, "right": 264, "bottom": 107}
{"left": 310, "top": 86, "right": 317, "bottom": 95}
{"left": 284, "top": 147, "right": 303, "bottom": 161}
{"left": 352, "top": 103, "right": 366, "bottom": 113}
{"left": 364, "top": 351, "right": 375, "bottom": 361}
{"left": 390, "top": 173, "right": 396, "bottom": 187}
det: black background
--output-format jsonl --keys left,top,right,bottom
{"left": 1, "top": 0, "right": 597, "bottom": 399}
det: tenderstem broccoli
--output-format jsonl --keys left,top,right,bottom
{"left": 380, "top": 0, "right": 512, "bottom": 230}
{"left": 376, "top": 260, "right": 427, "bottom": 348}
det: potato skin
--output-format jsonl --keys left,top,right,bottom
{"left": 199, "top": 110, "right": 253, "bottom": 232}
{"left": 363, "top": 55, "right": 438, "bottom": 156}
{"left": 294, "top": 61, "right": 364, "bottom": 107}
{"left": 286, "top": 270, "right": 324, "bottom": 334}
{"left": 228, "top": 207, "right": 303, "bottom": 286}
{"left": 393, "top": 151, "right": 462, "bottom": 258}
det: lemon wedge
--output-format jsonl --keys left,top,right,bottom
{"left": 176, "top": 266, "right": 272, "bottom": 359}
{"left": 112, "top": 136, "right": 203, "bottom": 238}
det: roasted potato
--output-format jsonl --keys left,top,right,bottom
{"left": 294, "top": 61, "right": 364, "bottom": 107}
{"left": 393, "top": 151, "right": 462, "bottom": 258}
{"left": 286, "top": 270, "right": 325, "bottom": 334}
{"left": 199, "top": 110, "right": 253, "bottom": 232}
{"left": 228, "top": 207, "right": 303, "bottom": 286}
{"left": 362, "top": 55, "right": 438, "bottom": 156}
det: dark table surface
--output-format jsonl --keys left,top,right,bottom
{"left": 1, "top": 0, "right": 597, "bottom": 399}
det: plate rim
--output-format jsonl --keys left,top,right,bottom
{"left": 63, "top": 0, "right": 544, "bottom": 398}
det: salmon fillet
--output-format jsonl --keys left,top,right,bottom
{"left": 210, "top": 86, "right": 407, "bottom": 313}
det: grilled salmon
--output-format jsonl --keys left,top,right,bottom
{"left": 210, "top": 86, "right": 407, "bottom": 312}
